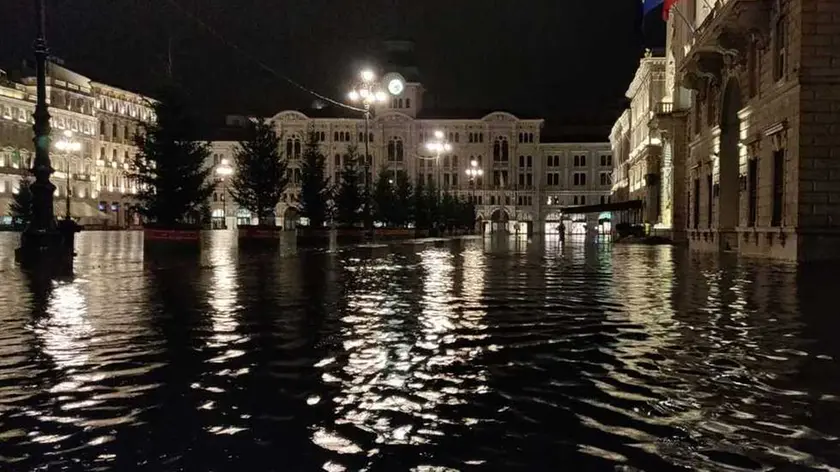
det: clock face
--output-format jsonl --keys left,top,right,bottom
{"left": 388, "top": 78, "right": 404, "bottom": 95}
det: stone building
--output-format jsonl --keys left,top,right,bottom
{"left": 666, "top": 0, "right": 840, "bottom": 260}
{"left": 610, "top": 52, "right": 687, "bottom": 240}
{"left": 0, "top": 63, "right": 154, "bottom": 227}
{"left": 207, "top": 106, "right": 613, "bottom": 235}
{"left": 90, "top": 81, "right": 155, "bottom": 226}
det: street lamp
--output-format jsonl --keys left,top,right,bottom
{"left": 16, "top": 0, "right": 82, "bottom": 272}
{"left": 348, "top": 69, "right": 389, "bottom": 232}
{"left": 425, "top": 130, "right": 452, "bottom": 197}
{"left": 54, "top": 129, "right": 81, "bottom": 221}
{"left": 215, "top": 158, "right": 233, "bottom": 229}
{"left": 465, "top": 159, "right": 484, "bottom": 202}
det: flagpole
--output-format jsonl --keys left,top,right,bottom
{"left": 667, "top": 1, "right": 695, "bottom": 34}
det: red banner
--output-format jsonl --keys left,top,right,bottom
{"left": 663, "top": 0, "right": 679, "bottom": 20}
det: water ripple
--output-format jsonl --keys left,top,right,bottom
{"left": 1, "top": 232, "right": 840, "bottom": 470}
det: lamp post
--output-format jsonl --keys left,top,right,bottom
{"left": 215, "top": 158, "right": 233, "bottom": 229}
{"left": 55, "top": 130, "right": 81, "bottom": 221}
{"left": 16, "top": 0, "right": 80, "bottom": 271}
{"left": 465, "top": 159, "right": 483, "bottom": 202}
{"left": 348, "top": 70, "right": 389, "bottom": 233}
{"left": 425, "top": 130, "right": 452, "bottom": 203}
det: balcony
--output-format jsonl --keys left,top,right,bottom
{"left": 649, "top": 101, "right": 689, "bottom": 132}
{"left": 679, "top": 0, "right": 770, "bottom": 92}
{"left": 654, "top": 102, "right": 673, "bottom": 115}
{"left": 492, "top": 160, "right": 509, "bottom": 169}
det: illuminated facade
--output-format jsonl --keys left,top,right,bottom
{"left": 661, "top": 0, "right": 840, "bottom": 260}
{"left": 90, "top": 81, "right": 155, "bottom": 226}
{"left": 208, "top": 104, "right": 613, "bottom": 233}
{"left": 610, "top": 52, "right": 687, "bottom": 241}
{"left": 0, "top": 63, "right": 154, "bottom": 226}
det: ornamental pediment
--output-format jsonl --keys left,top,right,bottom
{"left": 272, "top": 110, "right": 309, "bottom": 121}
{"left": 482, "top": 111, "right": 518, "bottom": 122}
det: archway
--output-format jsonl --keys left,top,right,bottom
{"left": 719, "top": 79, "right": 742, "bottom": 235}
{"left": 490, "top": 209, "right": 510, "bottom": 234}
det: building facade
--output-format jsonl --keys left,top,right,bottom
{"left": 657, "top": 0, "right": 840, "bottom": 260}
{"left": 207, "top": 100, "right": 613, "bottom": 235}
{"left": 610, "top": 52, "right": 687, "bottom": 241}
{"left": 0, "top": 64, "right": 153, "bottom": 227}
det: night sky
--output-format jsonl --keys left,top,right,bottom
{"left": 1, "top": 0, "right": 664, "bottom": 127}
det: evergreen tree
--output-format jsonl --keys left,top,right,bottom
{"left": 128, "top": 87, "right": 214, "bottom": 227}
{"left": 393, "top": 170, "right": 413, "bottom": 227}
{"left": 413, "top": 176, "right": 430, "bottom": 230}
{"left": 372, "top": 168, "right": 395, "bottom": 227}
{"left": 335, "top": 146, "right": 364, "bottom": 227}
{"left": 461, "top": 197, "right": 477, "bottom": 231}
{"left": 440, "top": 192, "right": 457, "bottom": 232}
{"left": 9, "top": 177, "right": 33, "bottom": 229}
{"left": 425, "top": 179, "right": 441, "bottom": 230}
{"left": 299, "top": 130, "right": 330, "bottom": 228}
{"left": 229, "top": 120, "right": 288, "bottom": 226}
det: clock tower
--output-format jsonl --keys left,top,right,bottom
{"left": 379, "top": 40, "right": 424, "bottom": 118}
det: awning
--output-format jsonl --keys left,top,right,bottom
{"left": 53, "top": 200, "right": 109, "bottom": 220}
{"left": 559, "top": 199, "right": 643, "bottom": 214}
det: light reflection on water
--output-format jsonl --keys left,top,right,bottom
{"left": 1, "top": 231, "right": 840, "bottom": 471}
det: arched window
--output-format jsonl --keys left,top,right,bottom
{"left": 344, "top": 131, "right": 350, "bottom": 142}
{"left": 112, "top": 123, "right": 118, "bottom": 139}
{"left": 359, "top": 132, "right": 364, "bottom": 142}
{"left": 369, "top": 133, "right": 374, "bottom": 143}
{"left": 454, "top": 132, "right": 460, "bottom": 143}
{"left": 387, "top": 137, "right": 404, "bottom": 162}
{"left": 398, "top": 98, "right": 403, "bottom": 108}
{"left": 469, "top": 133, "right": 474, "bottom": 143}
{"left": 405, "top": 98, "right": 411, "bottom": 108}
{"left": 320, "top": 131, "right": 326, "bottom": 141}
{"left": 334, "top": 131, "right": 339, "bottom": 141}
{"left": 99, "top": 120, "right": 106, "bottom": 136}
{"left": 493, "top": 137, "right": 508, "bottom": 162}
{"left": 286, "top": 136, "right": 302, "bottom": 159}
{"left": 388, "top": 138, "right": 396, "bottom": 161}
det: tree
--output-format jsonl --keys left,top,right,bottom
{"left": 440, "top": 192, "right": 457, "bottom": 232}
{"left": 393, "top": 170, "right": 413, "bottom": 227}
{"left": 372, "top": 168, "right": 395, "bottom": 226}
{"left": 413, "top": 176, "right": 430, "bottom": 230}
{"left": 425, "top": 179, "right": 441, "bottom": 230}
{"left": 335, "top": 145, "right": 364, "bottom": 228}
{"left": 128, "top": 87, "right": 214, "bottom": 227}
{"left": 228, "top": 120, "right": 288, "bottom": 226}
{"left": 9, "top": 177, "right": 33, "bottom": 229}
{"left": 298, "top": 130, "right": 330, "bottom": 228}
{"left": 460, "top": 197, "right": 477, "bottom": 231}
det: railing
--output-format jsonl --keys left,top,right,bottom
{"left": 654, "top": 102, "right": 674, "bottom": 114}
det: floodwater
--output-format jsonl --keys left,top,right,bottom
{"left": 1, "top": 231, "right": 839, "bottom": 471}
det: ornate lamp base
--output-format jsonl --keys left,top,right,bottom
{"left": 15, "top": 219, "right": 81, "bottom": 274}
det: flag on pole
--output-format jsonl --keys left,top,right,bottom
{"left": 642, "top": 0, "right": 664, "bottom": 16}
{"left": 663, "top": 0, "right": 680, "bottom": 20}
